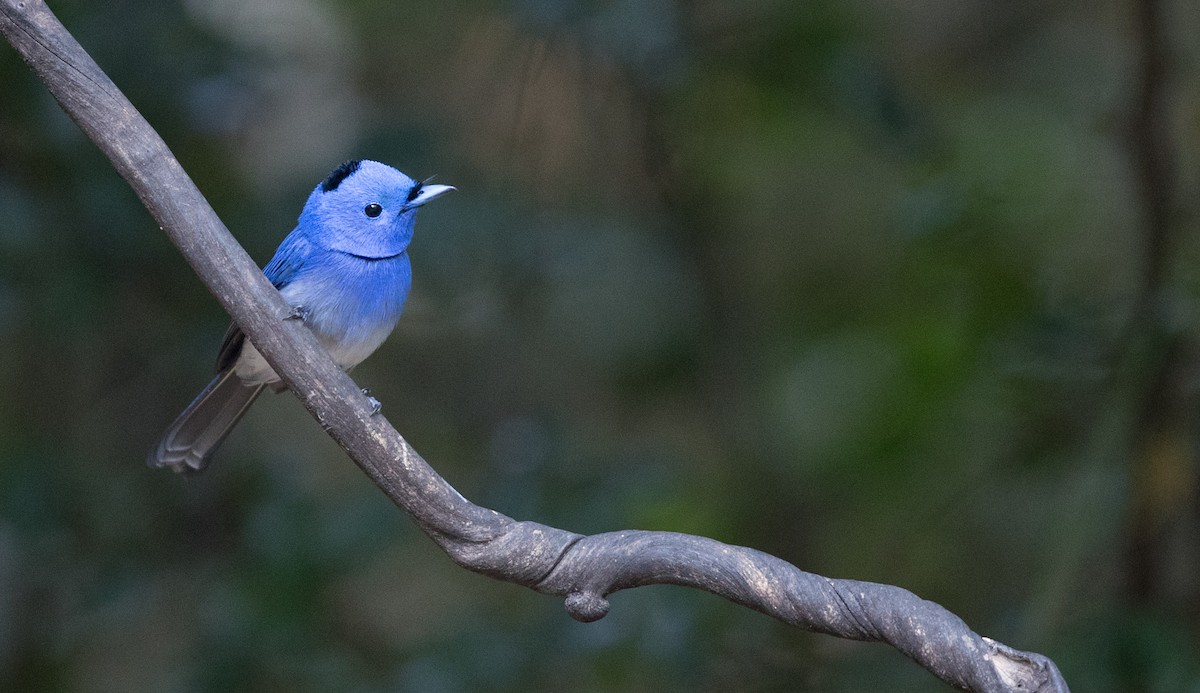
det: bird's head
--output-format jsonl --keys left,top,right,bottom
{"left": 299, "top": 159, "right": 454, "bottom": 259}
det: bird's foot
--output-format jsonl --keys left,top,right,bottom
{"left": 362, "top": 388, "right": 382, "bottom": 415}
{"left": 284, "top": 304, "right": 309, "bottom": 321}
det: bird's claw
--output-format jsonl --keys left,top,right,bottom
{"left": 284, "top": 304, "right": 309, "bottom": 321}
{"left": 362, "top": 388, "right": 382, "bottom": 415}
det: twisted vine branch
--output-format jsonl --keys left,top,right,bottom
{"left": 0, "top": 2, "right": 1068, "bottom": 691}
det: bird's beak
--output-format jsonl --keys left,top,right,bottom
{"left": 405, "top": 184, "right": 455, "bottom": 210}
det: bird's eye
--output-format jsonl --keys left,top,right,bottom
{"left": 364, "top": 203, "right": 383, "bottom": 218}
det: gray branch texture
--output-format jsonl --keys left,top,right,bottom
{"left": 0, "top": 2, "right": 1068, "bottom": 691}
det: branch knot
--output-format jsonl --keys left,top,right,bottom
{"left": 564, "top": 591, "right": 610, "bottom": 623}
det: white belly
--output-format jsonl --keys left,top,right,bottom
{"left": 231, "top": 254, "right": 408, "bottom": 385}
{"left": 232, "top": 324, "right": 394, "bottom": 386}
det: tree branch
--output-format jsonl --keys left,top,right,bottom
{"left": 1128, "top": 0, "right": 1174, "bottom": 309}
{"left": 0, "top": 2, "right": 1067, "bottom": 691}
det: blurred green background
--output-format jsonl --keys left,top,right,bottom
{"left": 2, "top": 0, "right": 1199, "bottom": 690}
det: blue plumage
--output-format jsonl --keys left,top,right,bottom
{"left": 149, "top": 160, "right": 453, "bottom": 473}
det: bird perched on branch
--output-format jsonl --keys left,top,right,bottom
{"left": 148, "top": 159, "right": 453, "bottom": 473}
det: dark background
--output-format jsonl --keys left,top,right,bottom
{"left": 2, "top": 0, "right": 1199, "bottom": 690}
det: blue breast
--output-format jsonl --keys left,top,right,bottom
{"left": 279, "top": 250, "right": 412, "bottom": 368}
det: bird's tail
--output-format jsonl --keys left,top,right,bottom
{"left": 148, "top": 370, "right": 265, "bottom": 474}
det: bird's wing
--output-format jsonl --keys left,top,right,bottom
{"left": 214, "top": 322, "right": 246, "bottom": 373}
{"left": 215, "top": 230, "right": 311, "bottom": 372}
{"left": 262, "top": 230, "right": 311, "bottom": 291}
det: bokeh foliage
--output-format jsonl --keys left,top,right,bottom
{"left": 2, "top": 0, "right": 1200, "bottom": 690}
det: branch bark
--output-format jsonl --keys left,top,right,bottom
{"left": 0, "top": 2, "right": 1068, "bottom": 691}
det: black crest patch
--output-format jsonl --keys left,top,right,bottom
{"left": 321, "top": 159, "right": 363, "bottom": 192}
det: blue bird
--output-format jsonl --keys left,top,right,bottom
{"left": 149, "top": 160, "right": 453, "bottom": 473}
